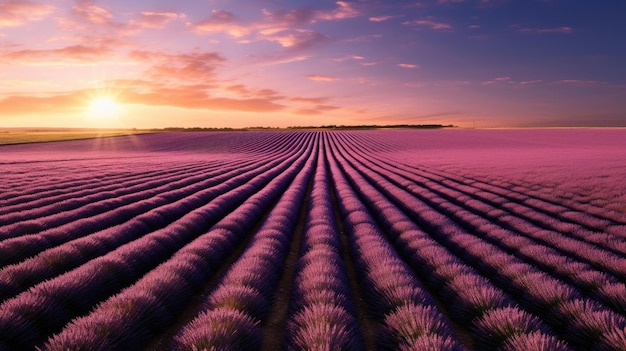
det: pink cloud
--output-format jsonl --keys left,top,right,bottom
{"left": 482, "top": 77, "right": 546, "bottom": 86}
{"left": 332, "top": 55, "right": 365, "bottom": 62}
{"left": 257, "top": 28, "right": 326, "bottom": 49}
{"left": 290, "top": 96, "right": 328, "bottom": 104}
{"left": 191, "top": 2, "right": 361, "bottom": 40}
{"left": 369, "top": 15, "right": 394, "bottom": 22}
{"left": 0, "top": 45, "right": 114, "bottom": 64}
{"left": 71, "top": 0, "right": 113, "bottom": 25}
{"left": 223, "top": 84, "right": 281, "bottom": 99}
{"left": 406, "top": 80, "right": 471, "bottom": 88}
{"left": 0, "top": 1, "right": 54, "bottom": 27}
{"left": 189, "top": 10, "right": 251, "bottom": 37}
{"left": 128, "top": 50, "right": 225, "bottom": 82}
{"left": 315, "top": 1, "right": 360, "bottom": 21}
{"left": 482, "top": 76, "right": 512, "bottom": 85}
{"left": 306, "top": 74, "right": 338, "bottom": 82}
{"left": 403, "top": 17, "right": 452, "bottom": 30}
{"left": 263, "top": 1, "right": 359, "bottom": 25}
{"left": 261, "top": 7, "right": 316, "bottom": 26}
{"left": 130, "top": 11, "right": 184, "bottom": 29}
{"left": 398, "top": 63, "right": 419, "bottom": 69}
{"left": 519, "top": 80, "right": 543, "bottom": 85}
{"left": 293, "top": 104, "right": 340, "bottom": 115}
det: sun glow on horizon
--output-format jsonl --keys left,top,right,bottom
{"left": 88, "top": 97, "right": 121, "bottom": 118}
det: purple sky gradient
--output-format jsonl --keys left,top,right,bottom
{"left": 1, "top": 0, "right": 624, "bottom": 128}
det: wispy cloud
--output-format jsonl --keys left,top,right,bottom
{"left": 190, "top": 1, "right": 361, "bottom": 40}
{"left": 306, "top": 74, "right": 338, "bottom": 81}
{"left": 398, "top": 63, "right": 419, "bottom": 69}
{"left": 263, "top": 1, "right": 360, "bottom": 25}
{"left": 130, "top": 11, "right": 184, "bottom": 29}
{"left": 128, "top": 50, "right": 225, "bottom": 82}
{"left": 519, "top": 80, "right": 543, "bottom": 85}
{"left": 293, "top": 104, "right": 340, "bottom": 115}
{"left": 314, "top": 1, "right": 360, "bottom": 21}
{"left": 332, "top": 55, "right": 365, "bottom": 62}
{"left": 482, "top": 76, "right": 512, "bottom": 85}
{"left": 257, "top": 28, "right": 327, "bottom": 49}
{"left": 557, "top": 79, "right": 604, "bottom": 87}
{"left": 0, "top": 1, "right": 54, "bottom": 27}
{"left": 0, "top": 45, "right": 114, "bottom": 65}
{"left": 63, "top": 0, "right": 167, "bottom": 34}
{"left": 71, "top": 0, "right": 114, "bottom": 26}
{"left": 188, "top": 10, "right": 250, "bottom": 37}
{"left": 515, "top": 25, "right": 573, "bottom": 34}
{"left": 290, "top": 96, "right": 328, "bottom": 104}
{"left": 369, "top": 15, "right": 395, "bottom": 22}
{"left": 403, "top": 17, "right": 452, "bottom": 30}
{"left": 406, "top": 80, "right": 471, "bottom": 88}
{"left": 482, "top": 76, "right": 544, "bottom": 86}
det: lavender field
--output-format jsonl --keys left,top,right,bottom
{"left": 1, "top": 129, "right": 625, "bottom": 351}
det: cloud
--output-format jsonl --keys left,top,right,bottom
{"left": 0, "top": 93, "right": 81, "bottom": 115}
{"left": 128, "top": 50, "right": 226, "bottom": 82}
{"left": 223, "top": 84, "right": 282, "bottom": 99}
{"left": 269, "top": 55, "right": 310, "bottom": 64}
{"left": 306, "top": 74, "right": 338, "bottom": 82}
{"left": 482, "top": 76, "right": 545, "bottom": 86}
{"left": 398, "top": 63, "right": 419, "bottom": 69}
{"left": 130, "top": 11, "right": 184, "bottom": 29}
{"left": 128, "top": 91, "right": 284, "bottom": 112}
{"left": 190, "top": 2, "right": 361, "bottom": 40}
{"left": 0, "top": 86, "right": 286, "bottom": 115}
{"left": 262, "top": 7, "right": 316, "bottom": 26}
{"left": 314, "top": 1, "right": 360, "bottom": 21}
{"left": 0, "top": 45, "right": 114, "bottom": 64}
{"left": 262, "top": 1, "right": 359, "bottom": 25}
{"left": 290, "top": 96, "right": 328, "bottom": 104}
{"left": 515, "top": 26, "right": 573, "bottom": 34}
{"left": 482, "top": 76, "right": 512, "bottom": 85}
{"left": 519, "top": 80, "right": 543, "bottom": 85}
{"left": 0, "top": 1, "right": 54, "bottom": 27}
{"left": 71, "top": 0, "right": 113, "bottom": 25}
{"left": 403, "top": 17, "right": 452, "bottom": 30}
{"left": 369, "top": 15, "right": 395, "bottom": 22}
{"left": 557, "top": 79, "right": 604, "bottom": 87}
{"left": 189, "top": 10, "right": 251, "bottom": 37}
{"left": 293, "top": 104, "right": 340, "bottom": 115}
{"left": 332, "top": 55, "right": 365, "bottom": 62}
{"left": 406, "top": 80, "right": 471, "bottom": 88}
{"left": 257, "top": 28, "right": 327, "bottom": 49}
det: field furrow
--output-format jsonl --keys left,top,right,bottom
{"left": 0, "top": 130, "right": 624, "bottom": 351}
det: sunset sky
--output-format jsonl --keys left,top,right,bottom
{"left": 1, "top": 0, "right": 625, "bottom": 128}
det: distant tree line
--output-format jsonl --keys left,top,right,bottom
{"left": 151, "top": 124, "right": 454, "bottom": 132}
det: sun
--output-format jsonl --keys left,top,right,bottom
{"left": 89, "top": 97, "right": 120, "bottom": 118}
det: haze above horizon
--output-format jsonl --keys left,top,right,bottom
{"left": 1, "top": 0, "right": 625, "bottom": 129}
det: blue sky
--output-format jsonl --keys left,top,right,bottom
{"left": 0, "top": 0, "right": 624, "bottom": 128}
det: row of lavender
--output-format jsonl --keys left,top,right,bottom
{"left": 0, "top": 132, "right": 313, "bottom": 349}
{"left": 330, "top": 131, "right": 626, "bottom": 350}
{"left": 0, "top": 130, "right": 625, "bottom": 350}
